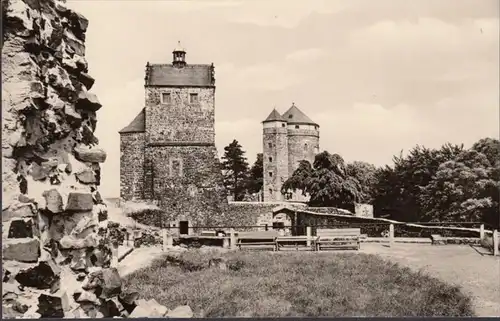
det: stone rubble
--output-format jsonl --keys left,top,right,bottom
{"left": 2, "top": 0, "right": 194, "bottom": 317}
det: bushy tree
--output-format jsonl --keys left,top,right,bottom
{"left": 346, "top": 161, "right": 378, "bottom": 203}
{"left": 282, "top": 151, "right": 362, "bottom": 210}
{"left": 419, "top": 150, "right": 498, "bottom": 224}
{"left": 221, "top": 139, "right": 249, "bottom": 201}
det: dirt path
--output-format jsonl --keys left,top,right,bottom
{"left": 118, "top": 246, "right": 166, "bottom": 277}
{"left": 361, "top": 243, "right": 500, "bottom": 317}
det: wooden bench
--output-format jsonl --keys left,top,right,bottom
{"left": 314, "top": 228, "right": 361, "bottom": 251}
{"left": 276, "top": 235, "right": 313, "bottom": 251}
{"left": 236, "top": 231, "right": 279, "bottom": 251}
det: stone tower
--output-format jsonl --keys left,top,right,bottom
{"left": 262, "top": 103, "right": 320, "bottom": 202}
{"left": 262, "top": 109, "right": 289, "bottom": 201}
{"left": 119, "top": 42, "right": 227, "bottom": 225}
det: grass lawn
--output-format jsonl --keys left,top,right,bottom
{"left": 122, "top": 249, "right": 474, "bottom": 317}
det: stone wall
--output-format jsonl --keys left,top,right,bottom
{"left": 119, "top": 132, "right": 145, "bottom": 201}
{"left": 145, "top": 87, "right": 215, "bottom": 144}
{"left": 2, "top": 0, "right": 125, "bottom": 317}
{"left": 147, "top": 145, "right": 228, "bottom": 226}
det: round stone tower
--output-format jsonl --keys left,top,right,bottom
{"left": 282, "top": 103, "right": 319, "bottom": 201}
{"left": 262, "top": 109, "right": 289, "bottom": 201}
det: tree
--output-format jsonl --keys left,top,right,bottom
{"left": 246, "top": 153, "right": 263, "bottom": 195}
{"left": 281, "top": 160, "right": 313, "bottom": 197}
{"left": 419, "top": 149, "right": 499, "bottom": 225}
{"left": 372, "top": 143, "right": 464, "bottom": 221}
{"left": 346, "top": 161, "right": 378, "bottom": 203}
{"left": 221, "top": 139, "right": 249, "bottom": 201}
{"left": 282, "top": 151, "right": 362, "bottom": 210}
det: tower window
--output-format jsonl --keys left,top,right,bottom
{"left": 281, "top": 123, "right": 285, "bottom": 127}
{"left": 189, "top": 93, "right": 199, "bottom": 103}
{"left": 315, "top": 126, "right": 318, "bottom": 130}
{"left": 288, "top": 115, "right": 293, "bottom": 119}
{"left": 295, "top": 125, "right": 300, "bottom": 129}
{"left": 169, "top": 158, "right": 184, "bottom": 177}
{"left": 161, "top": 92, "right": 171, "bottom": 104}
{"left": 268, "top": 143, "right": 272, "bottom": 148}
{"left": 304, "top": 143, "right": 308, "bottom": 151}
{"left": 269, "top": 189, "right": 273, "bottom": 195}
{"left": 269, "top": 157, "right": 273, "bottom": 162}
{"left": 269, "top": 172, "right": 273, "bottom": 177}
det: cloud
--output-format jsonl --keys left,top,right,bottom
{"left": 285, "top": 48, "right": 327, "bottom": 63}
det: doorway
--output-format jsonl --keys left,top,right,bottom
{"left": 179, "top": 221, "right": 189, "bottom": 235}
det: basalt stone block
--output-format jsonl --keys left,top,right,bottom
{"left": 74, "top": 145, "right": 107, "bottom": 163}
{"left": 93, "top": 190, "right": 103, "bottom": 204}
{"left": 14, "top": 260, "right": 60, "bottom": 290}
{"left": 75, "top": 168, "right": 97, "bottom": 184}
{"left": 18, "top": 194, "right": 36, "bottom": 204}
{"left": 66, "top": 192, "right": 93, "bottom": 211}
{"left": 37, "top": 292, "right": 70, "bottom": 318}
{"left": 100, "top": 297, "right": 125, "bottom": 317}
{"left": 118, "top": 291, "right": 140, "bottom": 314}
{"left": 42, "top": 188, "right": 63, "bottom": 213}
{"left": 76, "top": 91, "right": 102, "bottom": 111}
{"left": 8, "top": 218, "right": 35, "bottom": 238}
{"left": 59, "top": 233, "right": 98, "bottom": 249}
{"left": 2, "top": 203, "right": 36, "bottom": 222}
{"left": 3, "top": 238, "right": 40, "bottom": 263}
{"left": 79, "top": 72, "right": 95, "bottom": 90}
{"left": 65, "top": 104, "right": 82, "bottom": 127}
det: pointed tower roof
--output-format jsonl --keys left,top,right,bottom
{"left": 282, "top": 103, "right": 318, "bottom": 126}
{"left": 262, "top": 108, "right": 285, "bottom": 123}
{"left": 119, "top": 108, "right": 145, "bottom": 134}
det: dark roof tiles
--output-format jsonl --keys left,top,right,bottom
{"left": 145, "top": 64, "right": 214, "bottom": 87}
{"left": 119, "top": 108, "right": 145, "bottom": 134}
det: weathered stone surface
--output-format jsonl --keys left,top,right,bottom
{"left": 14, "top": 260, "right": 60, "bottom": 289}
{"left": 166, "top": 305, "right": 193, "bottom": 318}
{"left": 8, "top": 218, "right": 35, "bottom": 238}
{"left": 59, "top": 233, "right": 98, "bottom": 249}
{"left": 42, "top": 188, "right": 64, "bottom": 213}
{"left": 75, "top": 168, "right": 97, "bottom": 184}
{"left": 64, "top": 104, "right": 82, "bottom": 126}
{"left": 37, "top": 292, "right": 70, "bottom": 318}
{"left": 2, "top": 203, "right": 36, "bottom": 222}
{"left": 3, "top": 238, "right": 40, "bottom": 263}
{"left": 74, "top": 145, "right": 107, "bottom": 163}
{"left": 66, "top": 192, "right": 93, "bottom": 211}
{"left": 100, "top": 268, "right": 122, "bottom": 299}
{"left": 118, "top": 291, "right": 140, "bottom": 313}
{"left": 74, "top": 290, "right": 99, "bottom": 304}
{"left": 79, "top": 72, "right": 95, "bottom": 90}
{"left": 49, "top": 211, "right": 96, "bottom": 241}
{"left": 76, "top": 91, "right": 102, "bottom": 111}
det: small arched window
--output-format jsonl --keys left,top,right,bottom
{"left": 304, "top": 143, "right": 308, "bottom": 151}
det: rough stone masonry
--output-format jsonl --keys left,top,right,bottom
{"left": 1, "top": 0, "right": 131, "bottom": 317}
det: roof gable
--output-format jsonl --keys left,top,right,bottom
{"left": 262, "top": 109, "right": 285, "bottom": 123}
{"left": 282, "top": 104, "right": 318, "bottom": 126}
{"left": 119, "top": 108, "right": 145, "bottom": 134}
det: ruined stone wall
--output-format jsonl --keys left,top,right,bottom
{"left": 262, "top": 125, "right": 288, "bottom": 201}
{"left": 1, "top": 0, "right": 125, "bottom": 317}
{"left": 146, "top": 145, "right": 228, "bottom": 226}
{"left": 145, "top": 87, "right": 215, "bottom": 144}
{"left": 119, "top": 132, "right": 145, "bottom": 201}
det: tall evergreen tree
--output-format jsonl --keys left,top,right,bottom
{"left": 221, "top": 139, "right": 249, "bottom": 201}
{"left": 246, "top": 153, "right": 263, "bottom": 195}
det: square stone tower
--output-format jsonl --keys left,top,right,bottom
{"left": 119, "top": 42, "right": 227, "bottom": 225}
{"left": 262, "top": 103, "right": 320, "bottom": 202}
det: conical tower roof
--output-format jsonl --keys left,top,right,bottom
{"left": 282, "top": 103, "right": 318, "bottom": 126}
{"left": 262, "top": 108, "right": 285, "bottom": 123}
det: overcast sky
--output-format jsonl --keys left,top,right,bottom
{"left": 66, "top": 0, "right": 499, "bottom": 198}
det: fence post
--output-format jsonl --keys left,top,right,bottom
{"left": 230, "top": 228, "right": 236, "bottom": 250}
{"left": 110, "top": 242, "right": 119, "bottom": 268}
{"left": 389, "top": 224, "right": 394, "bottom": 247}
{"left": 493, "top": 230, "right": 499, "bottom": 256}
{"left": 162, "top": 229, "right": 168, "bottom": 252}
{"left": 479, "top": 224, "right": 485, "bottom": 240}
{"left": 306, "top": 226, "right": 311, "bottom": 247}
